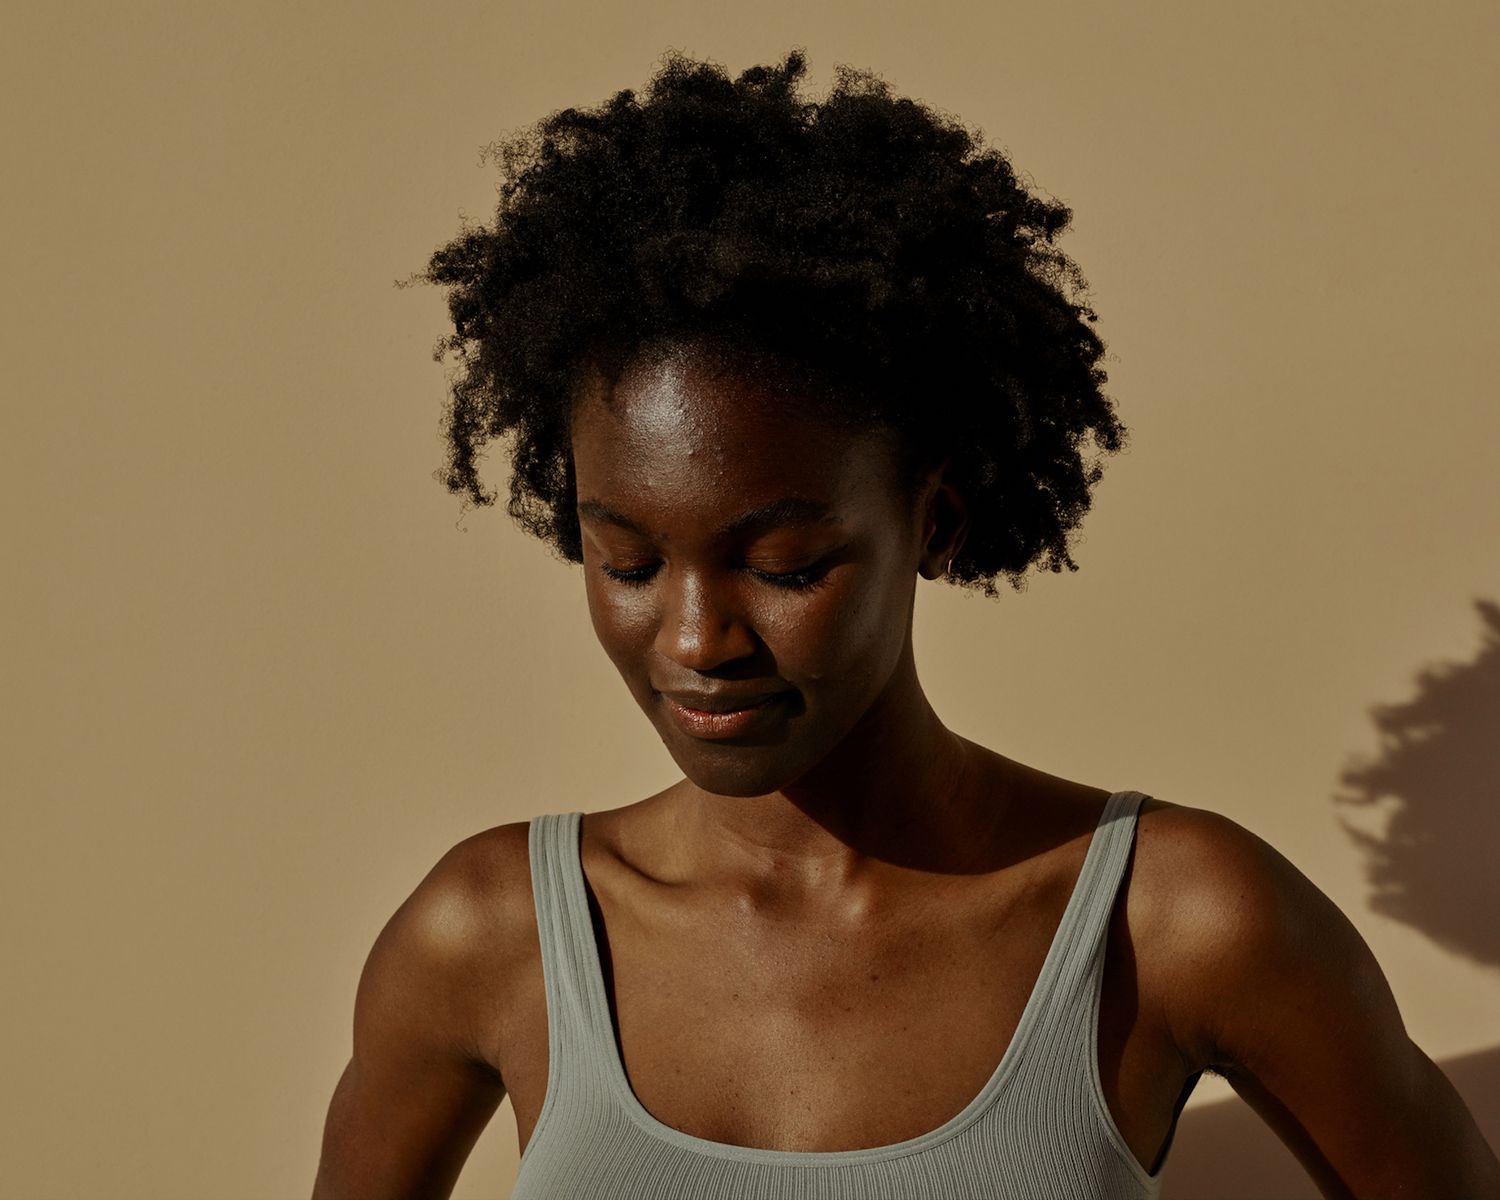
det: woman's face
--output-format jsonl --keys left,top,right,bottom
{"left": 569, "top": 341, "right": 950, "bottom": 798}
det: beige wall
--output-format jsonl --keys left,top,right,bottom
{"left": 3, "top": 3, "right": 1496, "bottom": 1197}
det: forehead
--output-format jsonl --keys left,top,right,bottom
{"left": 570, "top": 346, "right": 905, "bottom": 523}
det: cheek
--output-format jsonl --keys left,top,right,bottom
{"left": 584, "top": 576, "right": 655, "bottom": 670}
{"left": 768, "top": 578, "right": 899, "bottom": 691}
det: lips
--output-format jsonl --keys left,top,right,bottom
{"left": 659, "top": 689, "right": 786, "bottom": 714}
{"left": 660, "top": 691, "right": 786, "bottom": 740}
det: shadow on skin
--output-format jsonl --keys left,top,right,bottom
{"left": 1161, "top": 597, "right": 1500, "bottom": 1196}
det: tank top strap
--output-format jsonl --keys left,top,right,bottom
{"left": 526, "top": 810, "right": 617, "bottom": 1089}
{"left": 1012, "top": 789, "right": 1148, "bottom": 1083}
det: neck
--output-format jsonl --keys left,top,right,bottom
{"left": 670, "top": 641, "right": 1007, "bottom": 897}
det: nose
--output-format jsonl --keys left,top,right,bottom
{"left": 654, "top": 565, "right": 757, "bottom": 672}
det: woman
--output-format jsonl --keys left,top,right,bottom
{"left": 312, "top": 49, "right": 1499, "bottom": 1199}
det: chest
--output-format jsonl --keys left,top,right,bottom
{"left": 497, "top": 862, "right": 1191, "bottom": 1175}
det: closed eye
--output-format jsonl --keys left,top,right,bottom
{"left": 597, "top": 557, "right": 839, "bottom": 592}
{"left": 597, "top": 562, "right": 658, "bottom": 585}
{"left": 748, "top": 564, "right": 832, "bottom": 591}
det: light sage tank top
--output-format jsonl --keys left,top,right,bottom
{"left": 513, "top": 789, "right": 1165, "bottom": 1199}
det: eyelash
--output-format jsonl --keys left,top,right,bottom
{"left": 598, "top": 560, "right": 833, "bottom": 592}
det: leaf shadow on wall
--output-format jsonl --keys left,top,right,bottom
{"left": 1334, "top": 596, "right": 1500, "bottom": 971}
{"left": 1160, "top": 597, "right": 1500, "bottom": 1198}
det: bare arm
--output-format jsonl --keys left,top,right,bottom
{"left": 311, "top": 833, "right": 520, "bottom": 1200}
{"left": 1155, "top": 805, "right": 1500, "bottom": 1198}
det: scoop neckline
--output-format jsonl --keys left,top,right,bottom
{"left": 559, "top": 790, "right": 1133, "bottom": 1166}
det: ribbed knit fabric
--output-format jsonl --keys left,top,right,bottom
{"left": 513, "top": 790, "right": 1163, "bottom": 1199}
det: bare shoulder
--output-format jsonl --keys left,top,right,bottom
{"left": 1128, "top": 794, "right": 1310, "bottom": 918}
{"left": 1123, "top": 796, "right": 1379, "bottom": 1071}
{"left": 431, "top": 819, "right": 538, "bottom": 950}
{"left": 1128, "top": 795, "right": 1335, "bottom": 945}
{"left": 361, "top": 820, "right": 539, "bottom": 1066}
{"left": 1124, "top": 798, "right": 1500, "bottom": 1193}
{"left": 312, "top": 821, "right": 541, "bottom": 1197}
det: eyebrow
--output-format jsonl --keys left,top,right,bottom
{"left": 576, "top": 495, "right": 839, "bottom": 542}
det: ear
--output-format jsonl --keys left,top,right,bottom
{"left": 915, "top": 458, "right": 969, "bottom": 580}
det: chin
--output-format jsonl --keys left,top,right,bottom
{"left": 660, "top": 737, "right": 814, "bottom": 799}
{"left": 671, "top": 752, "right": 789, "bottom": 799}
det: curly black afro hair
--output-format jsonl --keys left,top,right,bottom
{"left": 420, "top": 47, "right": 1126, "bottom": 597}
